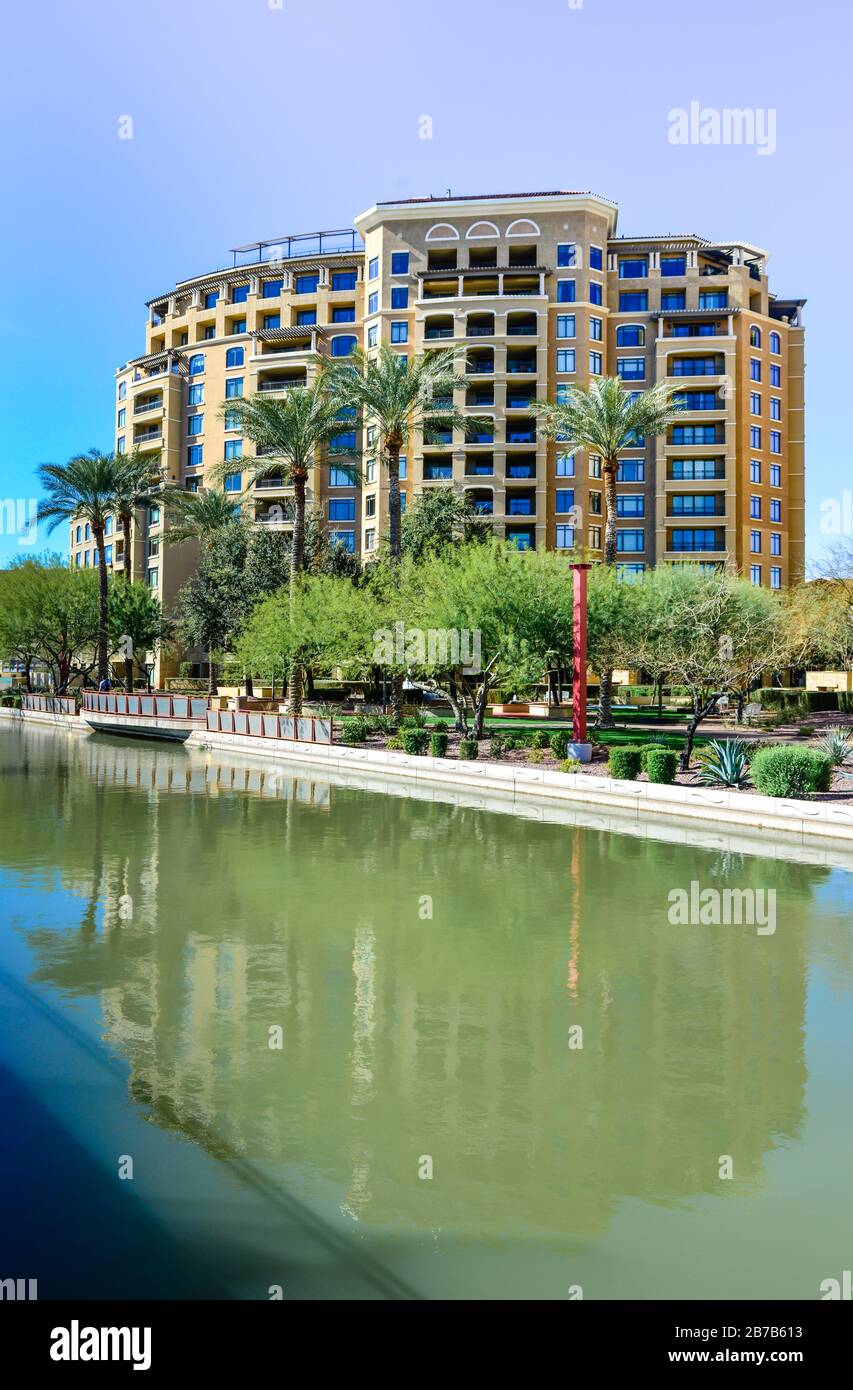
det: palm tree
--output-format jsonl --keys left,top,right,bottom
{"left": 111, "top": 447, "right": 163, "bottom": 581}
{"left": 322, "top": 344, "right": 471, "bottom": 562}
{"left": 36, "top": 449, "right": 135, "bottom": 683}
{"left": 536, "top": 377, "right": 683, "bottom": 726}
{"left": 216, "top": 383, "right": 354, "bottom": 713}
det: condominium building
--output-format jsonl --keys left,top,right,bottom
{"left": 69, "top": 190, "right": 805, "bottom": 662}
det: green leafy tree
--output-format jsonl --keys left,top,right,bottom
{"left": 36, "top": 449, "right": 139, "bottom": 681}
{"left": 536, "top": 378, "right": 683, "bottom": 726}
{"left": 107, "top": 581, "right": 171, "bottom": 690}
{"left": 398, "top": 486, "right": 489, "bottom": 562}
{"left": 175, "top": 525, "right": 248, "bottom": 695}
{"left": 0, "top": 556, "right": 99, "bottom": 693}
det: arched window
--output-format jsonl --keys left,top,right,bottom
{"left": 225, "top": 346, "right": 244, "bottom": 368}
{"left": 188, "top": 353, "right": 205, "bottom": 375}
{"left": 750, "top": 326, "right": 762, "bottom": 348}
{"left": 769, "top": 331, "right": 781, "bottom": 354}
{"left": 616, "top": 324, "right": 645, "bottom": 347}
{"left": 330, "top": 335, "right": 357, "bottom": 357}
{"left": 466, "top": 220, "right": 500, "bottom": 240}
{"left": 505, "top": 217, "right": 541, "bottom": 237}
{"left": 425, "top": 223, "right": 460, "bottom": 242}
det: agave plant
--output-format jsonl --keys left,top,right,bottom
{"left": 695, "top": 738, "right": 751, "bottom": 789}
{"left": 817, "top": 725, "right": 853, "bottom": 767}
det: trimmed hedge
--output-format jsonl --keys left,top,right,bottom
{"left": 639, "top": 743, "right": 670, "bottom": 771}
{"left": 750, "top": 745, "right": 833, "bottom": 798}
{"left": 402, "top": 730, "right": 429, "bottom": 756}
{"left": 645, "top": 748, "right": 678, "bottom": 784}
{"left": 458, "top": 738, "right": 478, "bottom": 760}
{"left": 608, "top": 747, "right": 642, "bottom": 781}
{"left": 550, "top": 730, "right": 570, "bottom": 760}
{"left": 340, "top": 716, "right": 370, "bottom": 744}
{"left": 430, "top": 732, "right": 449, "bottom": 758}
{"left": 757, "top": 688, "right": 849, "bottom": 713}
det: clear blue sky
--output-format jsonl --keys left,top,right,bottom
{"left": 0, "top": 0, "right": 846, "bottom": 565}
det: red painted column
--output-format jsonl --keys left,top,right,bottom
{"left": 572, "top": 563, "right": 591, "bottom": 743}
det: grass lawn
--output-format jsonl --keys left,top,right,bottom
{"left": 417, "top": 709, "right": 708, "bottom": 751}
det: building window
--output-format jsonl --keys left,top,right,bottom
{"left": 660, "top": 291, "right": 686, "bottom": 310}
{"left": 589, "top": 455, "right": 602, "bottom": 479}
{"left": 263, "top": 280, "right": 283, "bottom": 298}
{"left": 619, "top": 291, "right": 648, "bottom": 311}
{"left": 556, "top": 315, "right": 575, "bottom": 338}
{"left": 770, "top": 498, "right": 781, "bottom": 523}
{"left": 770, "top": 397, "right": 781, "bottom": 421}
{"left": 367, "top": 325, "right": 378, "bottom": 349}
{"left": 204, "top": 291, "right": 218, "bottom": 309}
{"left": 699, "top": 292, "right": 727, "bottom": 309}
{"left": 365, "top": 494, "right": 376, "bottom": 517}
{"left": 226, "top": 346, "right": 244, "bottom": 367}
{"left": 230, "top": 318, "right": 246, "bottom": 334}
{"left": 617, "top": 495, "right": 644, "bottom": 517}
{"left": 589, "top": 527, "right": 603, "bottom": 550}
{"left": 590, "top": 282, "right": 603, "bottom": 306}
{"left": 332, "top": 306, "right": 356, "bottom": 323}
{"left": 557, "top": 244, "right": 576, "bottom": 267}
{"left": 750, "top": 459, "right": 761, "bottom": 483}
{"left": 294, "top": 275, "right": 318, "bottom": 295}
{"left": 224, "top": 410, "right": 240, "bottom": 430}
{"left": 232, "top": 284, "right": 249, "bottom": 303}
{"left": 329, "top": 498, "right": 356, "bottom": 521}
{"left": 391, "top": 321, "right": 408, "bottom": 343}
{"left": 225, "top": 378, "right": 243, "bottom": 399}
{"left": 770, "top": 331, "right": 781, "bottom": 354}
{"left": 329, "top": 466, "right": 353, "bottom": 487}
{"left": 188, "top": 353, "right": 204, "bottom": 375}
{"left": 750, "top": 564, "right": 762, "bottom": 585}
{"left": 369, "top": 257, "right": 379, "bottom": 280}
{"left": 590, "top": 316, "right": 603, "bottom": 341}
{"left": 770, "top": 364, "right": 781, "bottom": 388}
{"left": 557, "top": 280, "right": 576, "bottom": 303}
{"left": 770, "top": 430, "right": 781, "bottom": 454}
{"left": 556, "top": 453, "right": 574, "bottom": 476}
{"left": 185, "top": 477, "right": 201, "bottom": 492}
{"left": 673, "top": 425, "right": 720, "bottom": 445}
{"left": 588, "top": 491, "right": 602, "bottom": 515}
{"left": 391, "top": 287, "right": 408, "bottom": 309}
{"left": 619, "top": 258, "right": 648, "bottom": 278}
{"left": 202, "top": 326, "right": 216, "bottom": 340}
{"left": 661, "top": 255, "right": 687, "bottom": 276}
{"left": 750, "top": 358, "right": 762, "bottom": 382}
{"left": 750, "top": 425, "right": 761, "bottom": 448}
{"left": 331, "top": 335, "right": 357, "bottom": 357}
{"left": 617, "top": 529, "right": 644, "bottom": 552}
{"left": 223, "top": 470, "right": 242, "bottom": 491}
{"left": 557, "top": 349, "right": 576, "bottom": 373}
{"left": 368, "top": 292, "right": 379, "bottom": 316}
{"left": 589, "top": 351, "right": 602, "bottom": 375}
{"left": 188, "top": 384, "right": 204, "bottom": 405}
{"left": 616, "top": 324, "right": 645, "bottom": 347}
{"left": 264, "top": 313, "right": 281, "bottom": 329}
{"left": 770, "top": 464, "right": 781, "bottom": 487}
{"left": 391, "top": 252, "right": 409, "bottom": 275}
{"left": 750, "top": 495, "right": 761, "bottom": 519}
{"left": 147, "top": 568, "right": 158, "bottom": 588}
{"left": 770, "top": 567, "right": 782, "bottom": 589}
{"left": 750, "top": 392, "right": 761, "bottom": 414}
{"left": 187, "top": 445, "right": 203, "bottom": 466}
{"left": 555, "top": 525, "right": 575, "bottom": 548}
{"left": 224, "top": 441, "right": 243, "bottom": 462}
{"left": 617, "top": 459, "right": 644, "bottom": 482}
{"left": 750, "top": 326, "right": 762, "bottom": 348}
{"left": 148, "top": 508, "right": 160, "bottom": 527}
{"left": 296, "top": 310, "right": 316, "bottom": 326}
{"left": 589, "top": 246, "right": 603, "bottom": 270}
{"left": 771, "top": 531, "right": 782, "bottom": 555}
{"left": 617, "top": 357, "right": 645, "bottom": 381}
{"left": 555, "top": 489, "right": 575, "bottom": 513}
{"left": 332, "top": 271, "right": 357, "bottom": 291}
{"left": 118, "top": 381, "right": 127, "bottom": 400}
{"left": 750, "top": 530, "right": 762, "bottom": 553}
{"left": 188, "top": 415, "right": 203, "bottom": 436}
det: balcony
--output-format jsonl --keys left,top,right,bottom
{"left": 254, "top": 477, "right": 286, "bottom": 490}
{"left": 667, "top": 498, "right": 726, "bottom": 517}
{"left": 506, "top": 460, "right": 536, "bottom": 480}
{"left": 465, "top": 430, "right": 494, "bottom": 445}
{"left": 467, "top": 389, "right": 494, "bottom": 407}
{"left": 506, "top": 313, "right": 537, "bottom": 336}
{"left": 506, "top": 391, "right": 536, "bottom": 410}
{"left": 667, "top": 529, "right": 726, "bottom": 552}
{"left": 134, "top": 397, "right": 163, "bottom": 415}
{"left": 229, "top": 227, "right": 363, "bottom": 268}
{"left": 506, "top": 494, "right": 535, "bottom": 516}
{"left": 506, "top": 355, "right": 537, "bottom": 374}
{"left": 424, "top": 316, "right": 455, "bottom": 340}
{"left": 134, "top": 428, "right": 162, "bottom": 444}
{"left": 258, "top": 375, "right": 306, "bottom": 392}
{"left": 427, "top": 430, "right": 454, "bottom": 447}
{"left": 466, "top": 490, "right": 494, "bottom": 515}
{"left": 467, "top": 314, "right": 494, "bottom": 337}
{"left": 465, "top": 457, "right": 494, "bottom": 477}
{"left": 423, "top": 461, "right": 453, "bottom": 482}
{"left": 466, "top": 353, "right": 495, "bottom": 376}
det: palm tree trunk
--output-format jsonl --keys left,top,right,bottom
{"left": 286, "top": 472, "right": 307, "bottom": 716}
{"left": 386, "top": 442, "right": 404, "bottom": 724}
{"left": 124, "top": 656, "right": 134, "bottom": 691}
{"left": 94, "top": 524, "right": 109, "bottom": 683}
{"left": 120, "top": 511, "right": 133, "bottom": 581}
{"left": 597, "top": 457, "right": 619, "bottom": 729}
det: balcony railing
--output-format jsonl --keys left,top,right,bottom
{"left": 135, "top": 429, "right": 162, "bottom": 443}
{"left": 507, "top": 430, "right": 536, "bottom": 444}
{"left": 467, "top": 362, "right": 494, "bottom": 375}
{"left": 425, "top": 328, "right": 454, "bottom": 340}
{"left": 259, "top": 379, "right": 304, "bottom": 392}
{"left": 467, "top": 325, "right": 494, "bottom": 336}
{"left": 506, "top": 361, "right": 536, "bottom": 374}
{"left": 134, "top": 399, "right": 163, "bottom": 414}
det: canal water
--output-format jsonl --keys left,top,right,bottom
{"left": 1, "top": 722, "right": 851, "bottom": 1300}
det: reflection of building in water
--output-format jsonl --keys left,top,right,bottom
{"left": 6, "top": 727, "right": 827, "bottom": 1239}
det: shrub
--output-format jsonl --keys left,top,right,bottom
{"left": 431, "top": 719, "right": 449, "bottom": 733}
{"left": 745, "top": 739, "right": 771, "bottom": 763}
{"left": 430, "top": 731, "right": 449, "bottom": 758}
{"left": 560, "top": 758, "right": 581, "bottom": 774}
{"left": 402, "top": 730, "right": 429, "bottom": 756}
{"left": 645, "top": 748, "right": 678, "bottom": 784}
{"left": 531, "top": 730, "right": 550, "bottom": 750}
{"left": 608, "top": 747, "right": 642, "bottom": 781}
{"left": 757, "top": 688, "right": 838, "bottom": 713}
{"left": 818, "top": 726, "right": 853, "bottom": 767}
{"left": 696, "top": 738, "right": 751, "bottom": 788}
{"left": 750, "top": 746, "right": 832, "bottom": 798}
{"left": 367, "top": 714, "right": 394, "bottom": 736}
{"left": 386, "top": 735, "right": 404, "bottom": 751}
{"left": 798, "top": 725, "right": 815, "bottom": 737}
{"left": 527, "top": 748, "right": 544, "bottom": 763}
{"left": 400, "top": 710, "right": 428, "bottom": 729}
{"left": 340, "top": 716, "right": 370, "bottom": 744}
{"left": 550, "top": 730, "right": 569, "bottom": 760}
{"left": 458, "top": 738, "right": 478, "bottom": 760}
{"left": 489, "top": 734, "right": 506, "bottom": 758}
{"left": 639, "top": 743, "right": 670, "bottom": 772}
